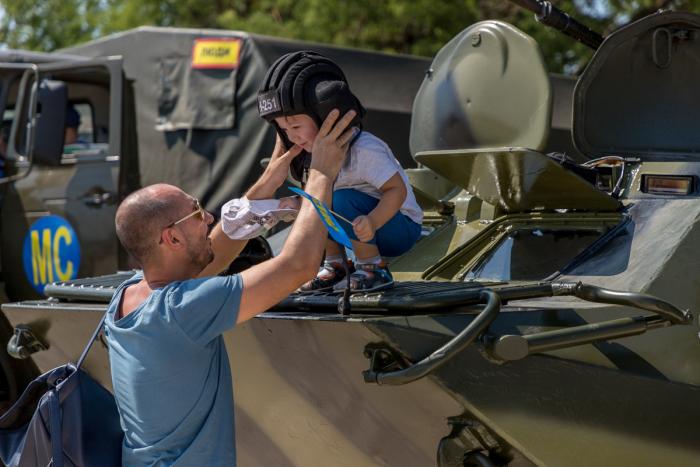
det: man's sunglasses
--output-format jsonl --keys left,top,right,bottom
{"left": 168, "top": 198, "right": 207, "bottom": 227}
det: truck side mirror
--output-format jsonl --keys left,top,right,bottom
{"left": 32, "top": 79, "right": 67, "bottom": 166}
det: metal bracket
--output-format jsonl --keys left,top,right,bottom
{"left": 362, "top": 343, "right": 410, "bottom": 383}
{"left": 438, "top": 417, "right": 505, "bottom": 467}
{"left": 7, "top": 325, "right": 47, "bottom": 359}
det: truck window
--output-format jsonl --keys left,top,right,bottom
{"left": 73, "top": 102, "right": 95, "bottom": 144}
{"left": 2, "top": 109, "right": 16, "bottom": 169}
{"left": 0, "top": 118, "right": 9, "bottom": 177}
{"left": 63, "top": 101, "right": 109, "bottom": 158}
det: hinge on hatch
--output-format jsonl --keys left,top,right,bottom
{"left": 652, "top": 27, "right": 693, "bottom": 68}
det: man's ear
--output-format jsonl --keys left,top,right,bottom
{"left": 160, "top": 227, "right": 184, "bottom": 249}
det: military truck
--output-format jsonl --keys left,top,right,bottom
{"left": 6, "top": 4, "right": 697, "bottom": 466}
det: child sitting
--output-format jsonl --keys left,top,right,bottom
{"left": 258, "top": 51, "right": 423, "bottom": 291}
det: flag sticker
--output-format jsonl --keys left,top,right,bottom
{"left": 191, "top": 38, "right": 242, "bottom": 69}
{"left": 289, "top": 187, "right": 354, "bottom": 250}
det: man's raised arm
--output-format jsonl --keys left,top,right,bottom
{"left": 197, "top": 141, "right": 302, "bottom": 278}
{"left": 237, "top": 109, "right": 357, "bottom": 323}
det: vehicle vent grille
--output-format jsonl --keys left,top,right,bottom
{"left": 44, "top": 273, "right": 499, "bottom": 313}
{"left": 43, "top": 271, "right": 136, "bottom": 303}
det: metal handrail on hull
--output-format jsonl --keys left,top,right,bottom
{"left": 364, "top": 282, "right": 691, "bottom": 385}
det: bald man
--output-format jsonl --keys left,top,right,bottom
{"left": 104, "top": 110, "right": 356, "bottom": 466}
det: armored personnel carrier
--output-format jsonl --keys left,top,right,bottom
{"left": 4, "top": 3, "right": 700, "bottom": 466}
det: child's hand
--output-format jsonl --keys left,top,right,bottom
{"left": 247, "top": 135, "right": 302, "bottom": 200}
{"left": 278, "top": 196, "right": 301, "bottom": 210}
{"left": 265, "top": 137, "right": 302, "bottom": 186}
{"left": 352, "top": 215, "right": 375, "bottom": 242}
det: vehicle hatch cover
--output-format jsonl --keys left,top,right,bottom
{"left": 415, "top": 148, "right": 622, "bottom": 213}
{"left": 574, "top": 11, "right": 700, "bottom": 160}
{"left": 410, "top": 20, "right": 552, "bottom": 156}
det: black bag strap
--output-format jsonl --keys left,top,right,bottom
{"left": 75, "top": 311, "right": 108, "bottom": 370}
{"left": 48, "top": 388, "right": 64, "bottom": 467}
{"left": 46, "top": 311, "right": 106, "bottom": 467}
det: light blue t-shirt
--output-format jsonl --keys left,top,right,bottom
{"left": 105, "top": 273, "right": 243, "bottom": 466}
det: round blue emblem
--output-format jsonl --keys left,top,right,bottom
{"left": 22, "top": 215, "right": 81, "bottom": 294}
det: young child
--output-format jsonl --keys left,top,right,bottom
{"left": 258, "top": 51, "right": 423, "bottom": 292}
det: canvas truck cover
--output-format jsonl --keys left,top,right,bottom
{"left": 60, "top": 27, "right": 430, "bottom": 212}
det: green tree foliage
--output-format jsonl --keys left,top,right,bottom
{"left": 2, "top": 0, "right": 700, "bottom": 74}
{"left": 0, "top": 0, "right": 103, "bottom": 51}
{"left": 96, "top": 0, "right": 482, "bottom": 57}
{"left": 214, "top": 0, "right": 482, "bottom": 57}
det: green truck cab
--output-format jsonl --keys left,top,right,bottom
{"left": 5, "top": 5, "right": 700, "bottom": 466}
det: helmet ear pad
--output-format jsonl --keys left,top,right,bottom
{"left": 305, "top": 77, "right": 366, "bottom": 128}
{"left": 287, "top": 61, "right": 345, "bottom": 116}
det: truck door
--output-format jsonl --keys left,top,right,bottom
{"left": 0, "top": 57, "right": 125, "bottom": 300}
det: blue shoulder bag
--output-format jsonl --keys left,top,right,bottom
{"left": 0, "top": 313, "right": 122, "bottom": 466}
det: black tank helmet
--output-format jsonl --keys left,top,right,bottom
{"left": 258, "top": 51, "right": 366, "bottom": 182}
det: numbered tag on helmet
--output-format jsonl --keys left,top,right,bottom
{"left": 257, "top": 90, "right": 282, "bottom": 117}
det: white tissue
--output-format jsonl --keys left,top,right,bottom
{"left": 221, "top": 197, "right": 298, "bottom": 240}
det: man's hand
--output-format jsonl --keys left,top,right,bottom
{"left": 246, "top": 136, "right": 302, "bottom": 200}
{"left": 352, "top": 215, "right": 375, "bottom": 242}
{"left": 309, "top": 109, "right": 357, "bottom": 180}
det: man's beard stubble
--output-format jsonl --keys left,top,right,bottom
{"left": 188, "top": 238, "right": 215, "bottom": 273}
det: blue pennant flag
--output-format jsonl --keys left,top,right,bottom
{"left": 289, "top": 187, "right": 353, "bottom": 250}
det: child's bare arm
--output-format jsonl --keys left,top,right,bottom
{"left": 353, "top": 172, "right": 406, "bottom": 242}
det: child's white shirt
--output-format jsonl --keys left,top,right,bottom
{"left": 334, "top": 131, "right": 423, "bottom": 225}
